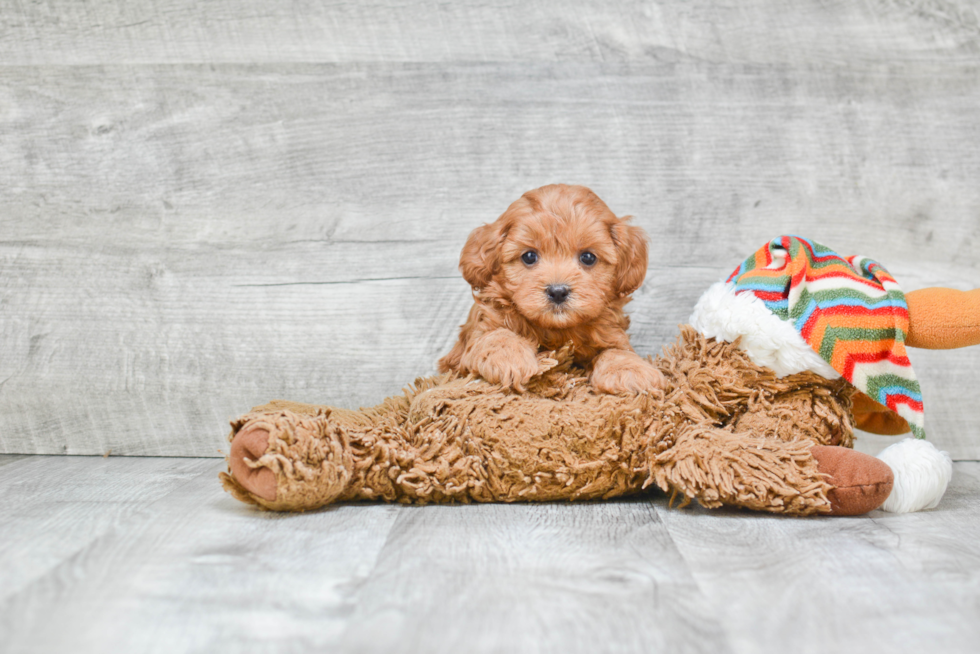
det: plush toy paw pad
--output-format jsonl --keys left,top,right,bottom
{"left": 229, "top": 426, "right": 277, "bottom": 502}
{"left": 810, "top": 446, "right": 894, "bottom": 516}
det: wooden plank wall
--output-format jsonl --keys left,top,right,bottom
{"left": 2, "top": 1, "right": 979, "bottom": 457}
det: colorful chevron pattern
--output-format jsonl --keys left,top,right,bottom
{"left": 727, "top": 236, "right": 924, "bottom": 438}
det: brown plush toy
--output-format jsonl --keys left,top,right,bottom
{"left": 223, "top": 329, "right": 884, "bottom": 516}
{"left": 220, "top": 204, "right": 979, "bottom": 517}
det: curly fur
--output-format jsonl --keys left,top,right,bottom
{"left": 221, "top": 328, "right": 856, "bottom": 515}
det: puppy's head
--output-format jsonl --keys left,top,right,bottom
{"left": 459, "top": 184, "right": 648, "bottom": 329}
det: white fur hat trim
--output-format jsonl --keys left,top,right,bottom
{"left": 689, "top": 281, "right": 840, "bottom": 379}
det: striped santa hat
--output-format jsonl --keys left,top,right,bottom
{"left": 689, "top": 235, "right": 951, "bottom": 513}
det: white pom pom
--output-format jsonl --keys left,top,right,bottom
{"left": 877, "top": 438, "right": 952, "bottom": 513}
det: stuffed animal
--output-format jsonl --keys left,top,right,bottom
{"left": 221, "top": 222, "right": 979, "bottom": 516}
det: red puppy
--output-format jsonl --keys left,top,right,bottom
{"left": 439, "top": 184, "right": 664, "bottom": 394}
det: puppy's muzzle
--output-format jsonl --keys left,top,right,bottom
{"left": 545, "top": 284, "right": 571, "bottom": 306}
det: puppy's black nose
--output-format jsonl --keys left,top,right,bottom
{"left": 546, "top": 284, "right": 571, "bottom": 305}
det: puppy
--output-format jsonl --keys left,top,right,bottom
{"left": 438, "top": 184, "right": 664, "bottom": 394}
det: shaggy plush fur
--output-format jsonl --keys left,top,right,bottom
{"left": 437, "top": 184, "right": 663, "bottom": 394}
{"left": 221, "top": 328, "right": 856, "bottom": 515}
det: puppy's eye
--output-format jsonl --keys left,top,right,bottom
{"left": 579, "top": 251, "right": 597, "bottom": 266}
{"left": 521, "top": 251, "right": 539, "bottom": 265}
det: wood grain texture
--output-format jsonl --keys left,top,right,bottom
{"left": 0, "top": 456, "right": 217, "bottom": 603}
{"left": 1, "top": 0, "right": 979, "bottom": 64}
{"left": 336, "top": 501, "right": 728, "bottom": 654}
{"left": 1, "top": 456, "right": 979, "bottom": 653}
{"left": 2, "top": 4, "right": 980, "bottom": 457}
{"left": 655, "top": 462, "right": 980, "bottom": 654}
{"left": 0, "top": 457, "right": 402, "bottom": 653}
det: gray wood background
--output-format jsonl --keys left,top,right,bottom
{"left": 2, "top": 0, "right": 979, "bottom": 457}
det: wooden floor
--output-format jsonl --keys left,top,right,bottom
{"left": 2, "top": 454, "right": 979, "bottom": 654}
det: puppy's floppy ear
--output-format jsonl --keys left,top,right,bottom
{"left": 610, "top": 219, "right": 648, "bottom": 296}
{"left": 459, "top": 221, "right": 508, "bottom": 289}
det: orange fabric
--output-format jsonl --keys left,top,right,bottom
{"left": 851, "top": 391, "right": 912, "bottom": 435}
{"left": 906, "top": 288, "right": 980, "bottom": 349}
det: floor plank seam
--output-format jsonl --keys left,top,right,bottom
{"left": 651, "top": 503, "right": 739, "bottom": 654}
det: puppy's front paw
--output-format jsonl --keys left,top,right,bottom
{"left": 590, "top": 349, "right": 665, "bottom": 394}
{"left": 480, "top": 350, "right": 540, "bottom": 391}
{"left": 464, "top": 328, "right": 541, "bottom": 391}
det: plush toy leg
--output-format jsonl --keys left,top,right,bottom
{"left": 810, "top": 446, "right": 894, "bottom": 515}
{"left": 906, "top": 287, "right": 980, "bottom": 349}
{"left": 652, "top": 422, "right": 894, "bottom": 515}
{"left": 651, "top": 423, "right": 836, "bottom": 514}
{"left": 220, "top": 407, "right": 361, "bottom": 511}
{"left": 225, "top": 409, "right": 895, "bottom": 515}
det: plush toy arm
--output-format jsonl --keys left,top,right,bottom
{"left": 906, "top": 287, "right": 980, "bottom": 349}
{"left": 849, "top": 287, "right": 980, "bottom": 434}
